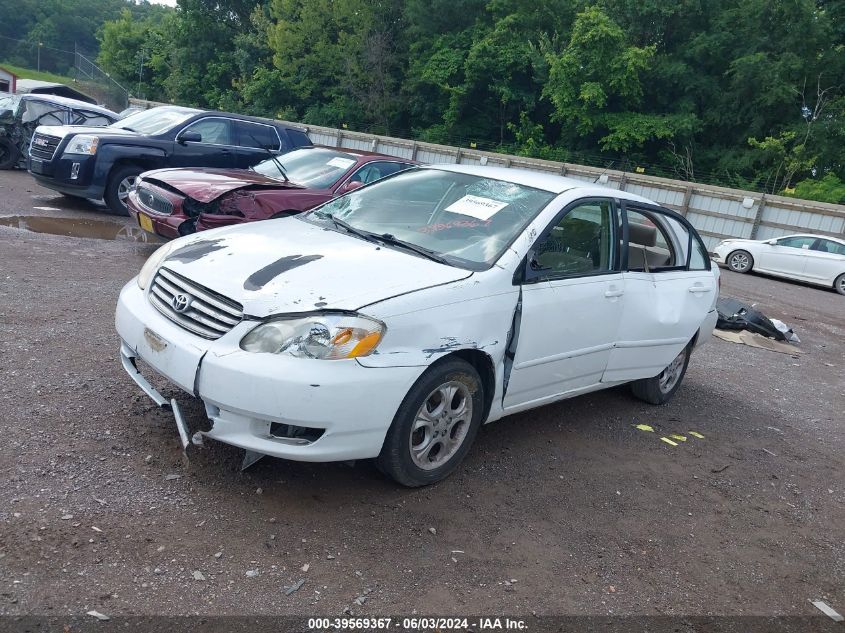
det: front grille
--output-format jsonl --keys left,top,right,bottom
{"left": 29, "top": 133, "right": 62, "bottom": 160}
{"left": 136, "top": 185, "right": 173, "bottom": 215}
{"left": 149, "top": 268, "right": 243, "bottom": 339}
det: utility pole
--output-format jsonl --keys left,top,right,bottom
{"left": 138, "top": 49, "right": 145, "bottom": 98}
{"left": 37, "top": 42, "right": 42, "bottom": 72}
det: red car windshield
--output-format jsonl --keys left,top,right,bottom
{"left": 252, "top": 148, "right": 357, "bottom": 189}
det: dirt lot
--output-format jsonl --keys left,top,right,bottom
{"left": 1, "top": 169, "right": 843, "bottom": 621}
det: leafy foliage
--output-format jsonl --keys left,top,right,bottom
{"left": 14, "top": 0, "right": 843, "bottom": 203}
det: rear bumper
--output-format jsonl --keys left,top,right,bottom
{"left": 115, "top": 280, "right": 423, "bottom": 462}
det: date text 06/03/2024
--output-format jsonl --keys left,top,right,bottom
{"left": 306, "top": 617, "right": 528, "bottom": 630}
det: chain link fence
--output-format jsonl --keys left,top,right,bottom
{"left": 0, "top": 35, "right": 128, "bottom": 111}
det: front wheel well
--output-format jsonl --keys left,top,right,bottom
{"left": 108, "top": 158, "right": 158, "bottom": 179}
{"left": 432, "top": 349, "right": 495, "bottom": 424}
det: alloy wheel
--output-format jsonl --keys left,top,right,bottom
{"left": 409, "top": 380, "right": 473, "bottom": 470}
{"left": 658, "top": 349, "right": 687, "bottom": 394}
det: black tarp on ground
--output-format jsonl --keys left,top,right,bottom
{"left": 716, "top": 297, "right": 788, "bottom": 341}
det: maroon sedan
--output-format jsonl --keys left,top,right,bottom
{"left": 127, "top": 147, "right": 418, "bottom": 238}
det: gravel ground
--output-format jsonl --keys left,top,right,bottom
{"left": 0, "top": 169, "right": 843, "bottom": 619}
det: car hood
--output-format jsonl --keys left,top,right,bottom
{"left": 143, "top": 168, "right": 303, "bottom": 203}
{"left": 36, "top": 124, "right": 139, "bottom": 139}
{"left": 159, "top": 217, "right": 472, "bottom": 316}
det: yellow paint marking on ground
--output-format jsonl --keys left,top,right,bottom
{"left": 688, "top": 431, "right": 705, "bottom": 439}
{"left": 670, "top": 434, "right": 687, "bottom": 442}
{"left": 633, "top": 424, "right": 655, "bottom": 432}
{"left": 660, "top": 437, "right": 678, "bottom": 446}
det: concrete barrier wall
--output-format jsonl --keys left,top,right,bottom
{"left": 130, "top": 98, "right": 845, "bottom": 249}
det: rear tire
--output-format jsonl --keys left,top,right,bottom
{"left": 630, "top": 344, "right": 691, "bottom": 405}
{"left": 104, "top": 164, "right": 143, "bottom": 216}
{"left": 0, "top": 137, "right": 20, "bottom": 170}
{"left": 834, "top": 273, "right": 845, "bottom": 296}
{"left": 727, "top": 249, "right": 754, "bottom": 273}
{"left": 377, "top": 358, "right": 484, "bottom": 487}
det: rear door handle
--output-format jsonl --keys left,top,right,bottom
{"left": 604, "top": 288, "right": 624, "bottom": 298}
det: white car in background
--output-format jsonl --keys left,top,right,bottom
{"left": 116, "top": 165, "right": 719, "bottom": 486}
{"left": 712, "top": 234, "right": 845, "bottom": 295}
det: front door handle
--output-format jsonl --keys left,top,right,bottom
{"left": 604, "top": 288, "right": 624, "bottom": 298}
{"left": 688, "top": 285, "right": 712, "bottom": 294}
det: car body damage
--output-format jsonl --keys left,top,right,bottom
{"left": 116, "top": 165, "right": 719, "bottom": 486}
{"left": 127, "top": 147, "right": 419, "bottom": 239}
{"left": 0, "top": 94, "right": 117, "bottom": 170}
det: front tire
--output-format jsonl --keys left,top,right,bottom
{"left": 377, "top": 358, "right": 484, "bottom": 487}
{"left": 727, "top": 249, "right": 754, "bottom": 273}
{"left": 104, "top": 165, "right": 143, "bottom": 216}
{"left": 630, "top": 344, "right": 691, "bottom": 405}
{"left": 0, "top": 137, "right": 20, "bottom": 170}
{"left": 834, "top": 273, "right": 845, "bottom": 296}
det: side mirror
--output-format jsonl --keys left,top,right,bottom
{"left": 527, "top": 249, "right": 551, "bottom": 272}
{"left": 177, "top": 130, "right": 202, "bottom": 144}
{"left": 339, "top": 180, "right": 365, "bottom": 194}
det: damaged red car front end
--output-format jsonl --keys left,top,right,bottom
{"left": 127, "top": 168, "right": 312, "bottom": 239}
{"left": 127, "top": 148, "right": 418, "bottom": 239}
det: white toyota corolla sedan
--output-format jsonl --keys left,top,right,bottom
{"left": 712, "top": 234, "right": 845, "bottom": 295}
{"left": 116, "top": 165, "right": 719, "bottom": 486}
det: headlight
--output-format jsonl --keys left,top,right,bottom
{"left": 240, "top": 314, "right": 385, "bottom": 359}
{"left": 137, "top": 241, "right": 178, "bottom": 290}
{"left": 63, "top": 134, "right": 99, "bottom": 155}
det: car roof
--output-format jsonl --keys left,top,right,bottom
{"left": 199, "top": 109, "right": 308, "bottom": 132}
{"left": 777, "top": 233, "right": 845, "bottom": 244}
{"left": 427, "top": 164, "right": 655, "bottom": 202}
{"left": 18, "top": 93, "right": 118, "bottom": 117}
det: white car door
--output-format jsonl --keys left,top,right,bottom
{"left": 504, "top": 198, "right": 623, "bottom": 409}
{"left": 603, "top": 205, "right": 716, "bottom": 383}
{"left": 804, "top": 238, "right": 845, "bottom": 283}
{"left": 756, "top": 235, "right": 815, "bottom": 276}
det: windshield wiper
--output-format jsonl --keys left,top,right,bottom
{"left": 376, "top": 233, "right": 452, "bottom": 265}
{"left": 119, "top": 126, "right": 137, "bottom": 132}
{"left": 325, "top": 214, "right": 381, "bottom": 244}
{"left": 247, "top": 131, "right": 289, "bottom": 182}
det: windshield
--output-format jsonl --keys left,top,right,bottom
{"left": 304, "top": 169, "right": 556, "bottom": 270}
{"left": 253, "top": 148, "right": 358, "bottom": 188}
{"left": 0, "top": 94, "right": 18, "bottom": 115}
{"left": 109, "top": 107, "right": 197, "bottom": 135}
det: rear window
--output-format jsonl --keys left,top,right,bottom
{"left": 287, "top": 129, "right": 312, "bottom": 148}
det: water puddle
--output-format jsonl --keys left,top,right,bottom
{"left": 0, "top": 215, "right": 163, "bottom": 243}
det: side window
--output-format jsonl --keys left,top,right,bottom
{"left": 182, "top": 118, "right": 233, "bottom": 145}
{"left": 624, "top": 209, "right": 675, "bottom": 271}
{"left": 776, "top": 236, "right": 815, "bottom": 249}
{"left": 72, "top": 110, "right": 111, "bottom": 126}
{"left": 812, "top": 239, "right": 845, "bottom": 255}
{"left": 21, "top": 101, "right": 64, "bottom": 126}
{"left": 236, "top": 121, "right": 281, "bottom": 151}
{"left": 349, "top": 162, "right": 409, "bottom": 185}
{"left": 665, "top": 216, "right": 710, "bottom": 270}
{"left": 533, "top": 199, "right": 615, "bottom": 276}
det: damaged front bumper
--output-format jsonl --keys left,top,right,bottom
{"left": 115, "top": 280, "right": 422, "bottom": 462}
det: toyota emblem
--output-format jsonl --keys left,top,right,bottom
{"left": 171, "top": 293, "right": 192, "bottom": 313}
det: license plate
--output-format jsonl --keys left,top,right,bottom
{"left": 138, "top": 213, "right": 154, "bottom": 233}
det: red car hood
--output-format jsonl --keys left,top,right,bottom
{"left": 142, "top": 168, "right": 303, "bottom": 203}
